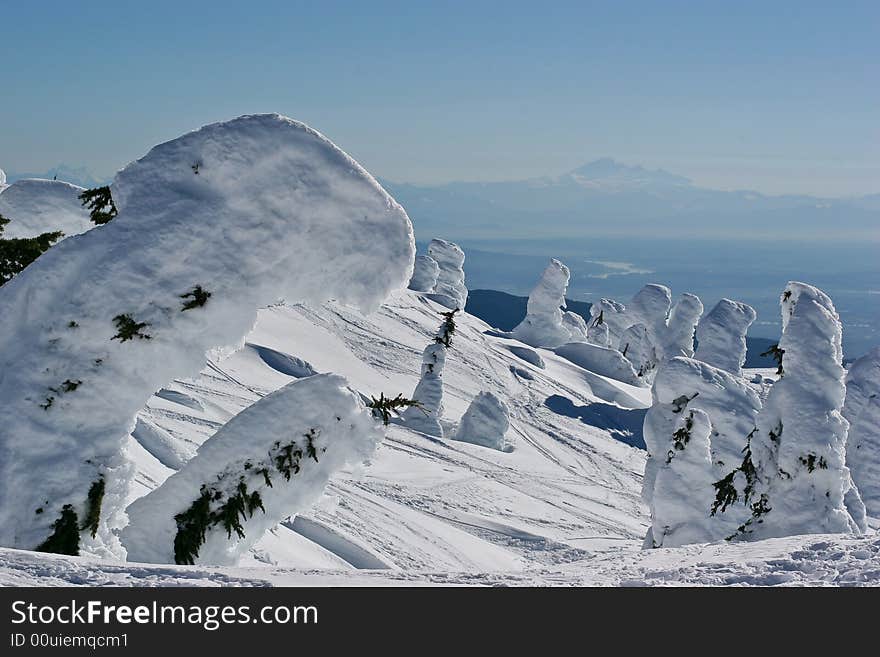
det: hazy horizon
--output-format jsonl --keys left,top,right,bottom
{"left": 1, "top": 1, "right": 878, "bottom": 197}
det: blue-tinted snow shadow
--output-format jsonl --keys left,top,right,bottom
{"left": 544, "top": 394, "right": 647, "bottom": 450}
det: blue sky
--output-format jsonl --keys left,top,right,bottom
{"left": 1, "top": 1, "right": 877, "bottom": 195}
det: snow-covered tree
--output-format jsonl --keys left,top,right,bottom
{"left": 402, "top": 342, "right": 446, "bottom": 437}
{"left": 648, "top": 408, "right": 716, "bottom": 547}
{"left": 843, "top": 347, "right": 880, "bottom": 517}
{"left": 587, "top": 298, "right": 628, "bottom": 347}
{"left": 511, "top": 258, "right": 586, "bottom": 348}
{"left": 662, "top": 293, "right": 703, "bottom": 359}
{"left": 742, "top": 282, "right": 860, "bottom": 540}
{"left": 408, "top": 254, "right": 440, "bottom": 292}
{"left": 122, "top": 374, "right": 383, "bottom": 565}
{"left": 642, "top": 356, "right": 761, "bottom": 544}
{"left": 454, "top": 391, "right": 512, "bottom": 452}
{"left": 0, "top": 114, "right": 415, "bottom": 558}
{"left": 618, "top": 322, "right": 654, "bottom": 379}
{"left": 0, "top": 167, "right": 7, "bottom": 192}
{"left": 426, "top": 239, "right": 467, "bottom": 310}
{"left": 627, "top": 284, "right": 672, "bottom": 354}
{"left": 695, "top": 299, "right": 757, "bottom": 376}
{"left": 0, "top": 214, "right": 64, "bottom": 286}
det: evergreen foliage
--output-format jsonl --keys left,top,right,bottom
{"left": 760, "top": 343, "right": 785, "bottom": 376}
{"left": 111, "top": 314, "right": 152, "bottom": 341}
{"left": 435, "top": 308, "right": 459, "bottom": 347}
{"left": 0, "top": 214, "right": 64, "bottom": 286}
{"left": 80, "top": 477, "right": 105, "bottom": 538}
{"left": 368, "top": 392, "right": 423, "bottom": 425}
{"left": 35, "top": 504, "right": 80, "bottom": 555}
{"left": 78, "top": 186, "right": 117, "bottom": 225}
{"left": 180, "top": 285, "right": 212, "bottom": 311}
{"left": 667, "top": 411, "right": 695, "bottom": 462}
{"left": 172, "top": 426, "right": 327, "bottom": 564}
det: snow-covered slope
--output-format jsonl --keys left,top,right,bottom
{"left": 0, "top": 178, "right": 92, "bottom": 238}
{"left": 0, "top": 287, "right": 877, "bottom": 585}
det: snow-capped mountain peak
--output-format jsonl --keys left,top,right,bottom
{"left": 566, "top": 158, "right": 692, "bottom": 190}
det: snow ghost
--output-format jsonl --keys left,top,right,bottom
{"left": 0, "top": 114, "right": 415, "bottom": 558}
{"left": 695, "top": 299, "right": 757, "bottom": 377}
{"left": 745, "top": 282, "right": 860, "bottom": 541}
{"left": 511, "top": 259, "right": 586, "bottom": 348}
{"left": 427, "top": 239, "right": 467, "bottom": 310}
{"left": 408, "top": 254, "right": 440, "bottom": 292}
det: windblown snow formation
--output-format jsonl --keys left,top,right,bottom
{"left": 0, "top": 178, "right": 92, "bottom": 239}
{"left": 122, "top": 374, "right": 383, "bottom": 565}
{"left": 0, "top": 113, "right": 415, "bottom": 558}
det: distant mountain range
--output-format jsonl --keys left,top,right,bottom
{"left": 465, "top": 288, "right": 777, "bottom": 369}
{"left": 383, "top": 158, "right": 879, "bottom": 241}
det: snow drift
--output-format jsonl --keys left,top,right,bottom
{"left": 0, "top": 114, "right": 415, "bottom": 558}
{"left": 122, "top": 374, "right": 383, "bottom": 565}
{"left": 0, "top": 178, "right": 92, "bottom": 239}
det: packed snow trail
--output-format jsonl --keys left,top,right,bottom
{"left": 0, "top": 114, "right": 414, "bottom": 557}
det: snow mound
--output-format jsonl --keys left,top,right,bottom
{"left": 408, "top": 254, "right": 440, "bottom": 292}
{"left": 695, "top": 299, "right": 757, "bottom": 376}
{"left": 748, "top": 282, "right": 860, "bottom": 540}
{"left": 511, "top": 259, "right": 586, "bottom": 348}
{"left": 0, "top": 178, "right": 92, "bottom": 239}
{"left": 555, "top": 341, "right": 644, "bottom": 387}
{"left": 454, "top": 391, "right": 512, "bottom": 452}
{"left": 844, "top": 347, "right": 880, "bottom": 517}
{"left": 122, "top": 374, "right": 383, "bottom": 565}
{"left": 426, "top": 239, "right": 467, "bottom": 309}
{"left": 0, "top": 114, "right": 414, "bottom": 557}
{"left": 508, "top": 345, "right": 545, "bottom": 369}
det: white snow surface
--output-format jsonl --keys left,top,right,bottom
{"left": 0, "top": 114, "right": 415, "bottom": 556}
{"left": 454, "top": 391, "right": 512, "bottom": 452}
{"left": 122, "top": 374, "right": 383, "bottom": 565}
{"left": 0, "top": 178, "right": 92, "bottom": 239}
{"left": 695, "top": 299, "right": 757, "bottom": 376}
